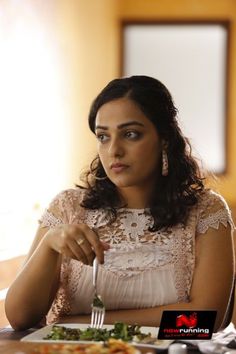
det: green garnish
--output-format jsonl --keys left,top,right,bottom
{"left": 44, "top": 322, "right": 151, "bottom": 342}
{"left": 92, "top": 295, "right": 104, "bottom": 308}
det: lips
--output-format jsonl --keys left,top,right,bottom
{"left": 110, "top": 162, "right": 129, "bottom": 173}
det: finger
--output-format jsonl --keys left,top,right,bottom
{"left": 79, "top": 225, "right": 105, "bottom": 264}
{"left": 83, "top": 246, "right": 96, "bottom": 266}
{"left": 101, "top": 241, "right": 110, "bottom": 251}
{"left": 67, "top": 239, "right": 89, "bottom": 265}
{"left": 72, "top": 238, "right": 95, "bottom": 266}
{"left": 74, "top": 236, "right": 95, "bottom": 265}
{"left": 60, "top": 245, "right": 80, "bottom": 261}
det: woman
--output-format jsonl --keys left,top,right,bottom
{"left": 5, "top": 76, "right": 235, "bottom": 331}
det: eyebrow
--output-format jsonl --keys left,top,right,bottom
{"left": 95, "top": 121, "right": 145, "bottom": 130}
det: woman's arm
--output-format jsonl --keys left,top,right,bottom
{"left": 5, "top": 226, "right": 62, "bottom": 330}
{"left": 60, "top": 223, "right": 234, "bottom": 331}
{"left": 5, "top": 222, "right": 107, "bottom": 331}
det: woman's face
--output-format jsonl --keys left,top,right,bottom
{"left": 95, "top": 98, "right": 162, "bottom": 189}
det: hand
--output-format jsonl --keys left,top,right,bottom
{"left": 42, "top": 224, "right": 109, "bottom": 265}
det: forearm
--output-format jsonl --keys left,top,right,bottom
{"left": 5, "top": 239, "right": 61, "bottom": 330}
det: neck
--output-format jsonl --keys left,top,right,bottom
{"left": 117, "top": 185, "right": 155, "bottom": 209}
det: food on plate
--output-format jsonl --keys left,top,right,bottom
{"left": 33, "top": 338, "right": 138, "bottom": 353}
{"left": 44, "top": 322, "right": 151, "bottom": 343}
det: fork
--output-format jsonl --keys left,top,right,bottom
{"left": 90, "top": 257, "right": 105, "bottom": 329}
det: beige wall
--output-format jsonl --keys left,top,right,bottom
{"left": 55, "top": 0, "right": 236, "bottom": 206}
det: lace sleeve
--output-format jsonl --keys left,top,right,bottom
{"left": 196, "top": 190, "right": 235, "bottom": 234}
{"left": 38, "top": 188, "right": 84, "bottom": 228}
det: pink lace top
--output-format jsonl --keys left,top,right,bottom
{"left": 38, "top": 188, "right": 235, "bottom": 324}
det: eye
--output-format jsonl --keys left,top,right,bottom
{"left": 124, "top": 131, "right": 141, "bottom": 140}
{"left": 96, "top": 133, "right": 109, "bottom": 143}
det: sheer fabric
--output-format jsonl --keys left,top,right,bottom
{"left": 38, "top": 188, "right": 235, "bottom": 324}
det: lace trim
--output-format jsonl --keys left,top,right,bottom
{"left": 84, "top": 209, "right": 110, "bottom": 229}
{"left": 197, "top": 209, "right": 231, "bottom": 234}
{"left": 67, "top": 260, "right": 83, "bottom": 303}
{"left": 46, "top": 257, "right": 71, "bottom": 324}
{"left": 39, "top": 210, "right": 63, "bottom": 228}
{"left": 171, "top": 224, "right": 194, "bottom": 302}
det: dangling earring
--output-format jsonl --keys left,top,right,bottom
{"left": 91, "top": 173, "right": 107, "bottom": 180}
{"left": 89, "top": 157, "right": 108, "bottom": 180}
{"left": 162, "top": 149, "right": 168, "bottom": 176}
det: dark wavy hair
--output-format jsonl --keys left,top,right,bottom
{"left": 79, "top": 75, "right": 205, "bottom": 230}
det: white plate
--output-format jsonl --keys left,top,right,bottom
{"left": 21, "top": 323, "right": 173, "bottom": 350}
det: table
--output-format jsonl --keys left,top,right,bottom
{"left": 0, "top": 326, "right": 201, "bottom": 354}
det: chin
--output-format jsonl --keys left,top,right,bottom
{"left": 109, "top": 176, "right": 140, "bottom": 188}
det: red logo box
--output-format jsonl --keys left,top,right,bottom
{"left": 158, "top": 311, "right": 217, "bottom": 340}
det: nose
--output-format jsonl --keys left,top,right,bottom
{"left": 108, "top": 137, "right": 124, "bottom": 158}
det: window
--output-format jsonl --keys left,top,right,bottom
{"left": 122, "top": 22, "right": 229, "bottom": 174}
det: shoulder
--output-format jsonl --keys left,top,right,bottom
{"left": 198, "top": 189, "right": 230, "bottom": 212}
{"left": 39, "top": 187, "right": 87, "bottom": 227}
{"left": 196, "top": 189, "right": 234, "bottom": 234}
{"left": 50, "top": 186, "right": 86, "bottom": 207}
